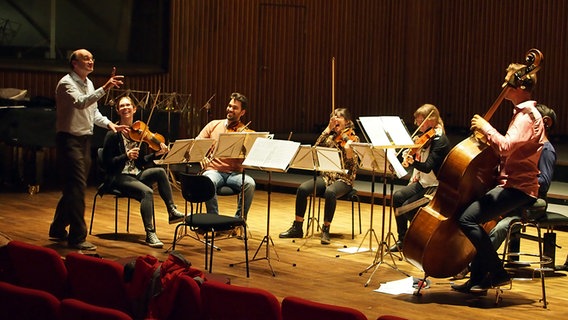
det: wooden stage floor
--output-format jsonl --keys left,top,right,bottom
{"left": 1, "top": 185, "right": 568, "bottom": 319}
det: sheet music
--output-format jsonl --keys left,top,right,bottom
{"left": 214, "top": 132, "right": 270, "bottom": 158}
{"left": 153, "top": 138, "right": 215, "bottom": 164}
{"left": 358, "top": 116, "right": 414, "bottom": 148}
{"left": 188, "top": 138, "right": 215, "bottom": 162}
{"left": 351, "top": 142, "right": 407, "bottom": 178}
{"left": 289, "top": 145, "right": 315, "bottom": 170}
{"left": 242, "top": 138, "right": 301, "bottom": 172}
{"left": 289, "top": 146, "right": 345, "bottom": 173}
{"left": 153, "top": 139, "right": 192, "bottom": 165}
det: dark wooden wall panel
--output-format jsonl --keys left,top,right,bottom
{"left": 2, "top": 0, "right": 568, "bottom": 140}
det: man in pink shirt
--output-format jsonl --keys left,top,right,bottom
{"left": 452, "top": 63, "right": 545, "bottom": 294}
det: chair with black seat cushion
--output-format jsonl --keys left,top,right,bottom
{"left": 282, "top": 296, "right": 366, "bottom": 320}
{"left": 201, "top": 280, "right": 281, "bottom": 320}
{"left": 0, "top": 281, "right": 61, "bottom": 320}
{"left": 308, "top": 188, "right": 362, "bottom": 239}
{"left": 89, "top": 148, "right": 155, "bottom": 236}
{"left": 6, "top": 240, "right": 67, "bottom": 299}
{"left": 172, "top": 173, "right": 249, "bottom": 277}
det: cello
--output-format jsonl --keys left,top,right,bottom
{"left": 402, "top": 49, "right": 543, "bottom": 280}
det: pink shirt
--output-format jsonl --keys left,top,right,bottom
{"left": 480, "top": 100, "right": 545, "bottom": 197}
{"left": 197, "top": 119, "right": 245, "bottom": 173}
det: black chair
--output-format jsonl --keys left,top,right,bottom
{"left": 173, "top": 173, "right": 249, "bottom": 277}
{"left": 308, "top": 188, "right": 362, "bottom": 239}
{"left": 89, "top": 148, "right": 155, "bottom": 236}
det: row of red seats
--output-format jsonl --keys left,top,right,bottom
{"left": 0, "top": 240, "right": 407, "bottom": 320}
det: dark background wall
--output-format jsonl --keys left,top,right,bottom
{"left": 1, "top": 0, "right": 567, "bottom": 141}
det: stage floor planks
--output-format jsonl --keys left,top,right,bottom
{"left": 1, "top": 186, "right": 568, "bottom": 320}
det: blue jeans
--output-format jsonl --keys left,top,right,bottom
{"left": 202, "top": 170, "right": 255, "bottom": 218}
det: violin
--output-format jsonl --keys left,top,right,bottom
{"left": 402, "top": 127, "right": 437, "bottom": 167}
{"left": 128, "top": 120, "right": 166, "bottom": 151}
{"left": 334, "top": 127, "right": 358, "bottom": 147}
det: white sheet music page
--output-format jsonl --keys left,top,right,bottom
{"left": 358, "top": 116, "right": 414, "bottom": 147}
{"left": 242, "top": 138, "right": 300, "bottom": 172}
{"left": 315, "top": 147, "right": 345, "bottom": 173}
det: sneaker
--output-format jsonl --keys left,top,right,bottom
{"left": 321, "top": 225, "right": 331, "bottom": 245}
{"left": 279, "top": 221, "right": 303, "bottom": 238}
{"left": 168, "top": 206, "right": 185, "bottom": 224}
{"left": 69, "top": 241, "right": 97, "bottom": 251}
{"left": 145, "top": 232, "right": 164, "bottom": 248}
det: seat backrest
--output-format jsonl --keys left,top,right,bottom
{"left": 61, "top": 298, "right": 133, "bottom": 320}
{"left": 0, "top": 281, "right": 61, "bottom": 320}
{"left": 179, "top": 173, "right": 216, "bottom": 203}
{"left": 167, "top": 274, "right": 203, "bottom": 320}
{"left": 201, "top": 280, "right": 281, "bottom": 320}
{"left": 65, "top": 252, "right": 132, "bottom": 315}
{"left": 6, "top": 240, "right": 68, "bottom": 299}
{"left": 282, "top": 296, "right": 367, "bottom": 320}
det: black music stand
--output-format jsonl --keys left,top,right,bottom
{"left": 288, "top": 145, "right": 345, "bottom": 251}
{"left": 233, "top": 137, "right": 301, "bottom": 276}
{"left": 355, "top": 116, "right": 416, "bottom": 286}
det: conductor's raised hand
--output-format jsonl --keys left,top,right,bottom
{"left": 103, "top": 67, "right": 124, "bottom": 91}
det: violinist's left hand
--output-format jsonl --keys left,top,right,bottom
{"left": 155, "top": 142, "right": 169, "bottom": 156}
{"left": 470, "top": 114, "right": 489, "bottom": 132}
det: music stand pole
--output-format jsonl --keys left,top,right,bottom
{"left": 232, "top": 171, "right": 279, "bottom": 276}
{"left": 359, "top": 152, "right": 410, "bottom": 286}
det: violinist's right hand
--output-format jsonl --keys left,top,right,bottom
{"left": 127, "top": 147, "right": 140, "bottom": 160}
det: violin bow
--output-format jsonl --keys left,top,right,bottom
{"left": 136, "top": 89, "right": 161, "bottom": 149}
{"left": 331, "top": 57, "right": 336, "bottom": 114}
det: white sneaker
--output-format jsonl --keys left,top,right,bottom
{"left": 145, "top": 232, "right": 164, "bottom": 248}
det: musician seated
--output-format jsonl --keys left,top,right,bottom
{"left": 196, "top": 92, "right": 256, "bottom": 222}
{"left": 279, "top": 108, "right": 359, "bottom": 245}
{"left": 454, "top": 104, "right": 556, "bottom": 279}
{"left": 390, "top": 104, "right": 450, "bottom": 252}
{"left": 102, "top": 96, "right": 184, "bottom": 248}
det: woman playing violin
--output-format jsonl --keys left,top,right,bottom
{"left": 279, "top": 107, "right": 359, "bottom": 244}
{"left": 102, "top": 96, "right": 184, "bottom": 248}
{"left": 390, "top": 104, "right": 451, "bottom": 252}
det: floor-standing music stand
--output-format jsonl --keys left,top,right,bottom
{"left": 164, "top": 138, "right": 216, "bottom": 251}
{"left": 355, "top": 116, "right": 417, "bottom": 286}
{"left": 233, "top": 137, "right": 301, "bottom": 276}
{"left": 289, "top": 145, "right": 346, "bottom": 251}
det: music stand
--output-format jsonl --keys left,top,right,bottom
{"left": 355, "top": 116, "right": 417, "bottom": 286}
{"left": 289, "top": 145, "right": 346, "bottom": 251}
{"left": 165, "top": 139, "right": 215, "bottom": 251}
{"left": 233, "top": 137, "right": 301, "bottom": 276}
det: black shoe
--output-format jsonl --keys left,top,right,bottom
{"left": 69, "top": 241, "right": 97, "bottom": 251}
{"left": 48, "top": 226, "right": 68, "bottom": 241}
{"left": 279, "top": 221, "right": 303, "bottom": 238}
{"left": 491, "top": 270, "right": 511, "bottom": 287}
{"left": 555, "top": 264, "right": 568, "bottom": 271}
{"left": 389, "top": 241, "right": 403, "bottom": 252}
{"left": 452, "top": 280, "right": 487, "bottom": 295}
{"left": 168, "top": 206, "right": 185, "bottom": 224}
{"left": 321, "top": 225, "right": 331, "bottom": 245}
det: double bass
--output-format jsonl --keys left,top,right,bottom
{"left": 402, "top": 49, "right": 543, "bottom": 280}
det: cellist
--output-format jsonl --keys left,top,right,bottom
{"left": 452, "top": 63, "right": 545, "bottom": 294}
